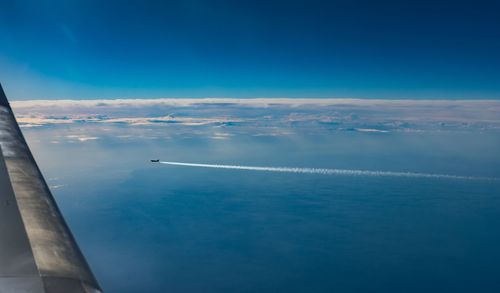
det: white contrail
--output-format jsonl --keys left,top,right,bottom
{"left": 159, "top": 161, "right": 497, "bottom": 181}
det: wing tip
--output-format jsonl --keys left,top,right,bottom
{"left": 0, "top": 82, "right": 10, "bottom": 108}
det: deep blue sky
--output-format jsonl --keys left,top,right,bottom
{"left": 1, "top": 0, "right": 499, "bottom": 99}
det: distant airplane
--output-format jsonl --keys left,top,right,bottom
{"left": 151, "top": 159, "right": 160, "bottom": 162}
{"left": 0, "top": 83, "right": 102, "bottom": 292}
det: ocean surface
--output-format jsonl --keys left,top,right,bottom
{"left": 15, "top": 99, "right": 500, "bottom": 292}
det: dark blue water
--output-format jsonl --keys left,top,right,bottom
{"left": 25, "top": 128, "right": 500, "bottom": 292}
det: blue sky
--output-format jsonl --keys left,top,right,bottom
{"left": 1, "top": 0, "right": 500, "bottom": 99}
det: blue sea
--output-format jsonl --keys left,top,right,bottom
{"left": 14, "top": 99, "right": 500, "bottom": 293}
{"left": 23, "top": 126, "right": 500, "bottom": 293}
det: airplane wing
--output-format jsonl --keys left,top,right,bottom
{"left": 0, "top": 83, "right": 101, "bottom": 292}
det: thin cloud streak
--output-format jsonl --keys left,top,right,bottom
{"left": 159, "top": 161, "right": 498, "bottom": 181}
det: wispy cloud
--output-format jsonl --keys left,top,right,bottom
{"left": 66, "top": 135, "right": 99, "bottom": 142}
{"left": 16, "top": 115, "right": 242, "bottom": 127}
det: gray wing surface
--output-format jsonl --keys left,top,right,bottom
{"left": 0, "top": 83, "right": 101, "bottom": 293}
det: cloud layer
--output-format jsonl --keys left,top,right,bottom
{"left": 11, "top": 99, "right": 500, "bottom": 133}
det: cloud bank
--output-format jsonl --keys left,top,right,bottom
{"left": 10, "top": 98, "right": 500, "bottom": 134}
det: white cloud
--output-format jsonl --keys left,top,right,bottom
{"left": 354, "top": 128, "right": 389, "bottom": 133}
{"left": 66, "top": 135, "right": 99, "bottom": 142}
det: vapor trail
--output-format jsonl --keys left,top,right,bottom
{"left": 159, "top": 161, "right": 497, "bottom": 181}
